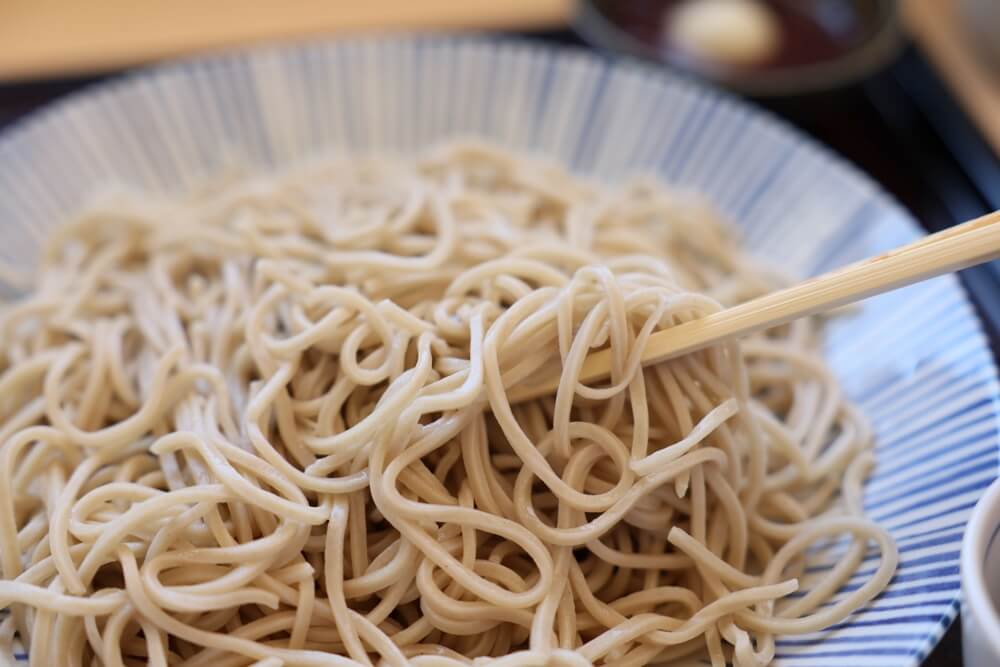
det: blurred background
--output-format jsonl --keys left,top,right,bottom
{"left": 1, "top": 2, "right": 998, "bottom": 660}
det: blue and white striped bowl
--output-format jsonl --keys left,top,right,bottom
{"left": 1, "top": 36, "right": 997, "bottom": 666}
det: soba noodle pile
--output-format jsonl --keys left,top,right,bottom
{"left": 0, "top": 142, "right": 896, "bottom": 667}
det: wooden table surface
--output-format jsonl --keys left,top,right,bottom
{"left": 903, "top": 0, "right": 1000, "bottom": 158}
{"left": 0, "top": 0, "right": 573, "bottom": 81}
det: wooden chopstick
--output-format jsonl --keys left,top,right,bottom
{"left": 511, "top": 209, "right": 1000, "bottom": 403}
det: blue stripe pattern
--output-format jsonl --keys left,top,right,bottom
{"left": 0, "top": 36, "right": 996, "bottom": 667}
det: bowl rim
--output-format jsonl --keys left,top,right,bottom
{"left": 963, "top": 476, "right": 1000, "bottom": 650}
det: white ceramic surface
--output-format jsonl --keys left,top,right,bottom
{"left": 0, "top": 36, "right": 998, "bottom": 666}
{"left": 962, "top": 477, "right": 1000, "bottom": 666}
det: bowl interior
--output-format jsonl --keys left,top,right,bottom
{"left": 575, "top": 0, "right": 903, "bottom": 96}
